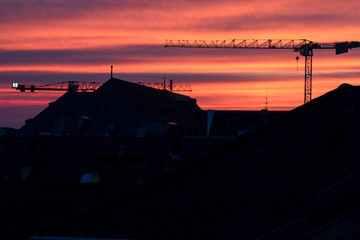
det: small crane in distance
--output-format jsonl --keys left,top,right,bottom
{"left": 165, "top": 39, "right": 360, "bottom": 104}
{"left": 138, "top": 76, "right": 191, "bottom": 92}
{"left": 137, "top": 80, "right": 192, "bottom": 92}
{"left": 12, "top": 81, "right": 102, "bottom": 92}
{"left": 13, "top": 66, "right": 191, "bottom": 93}
{"left": 12, "top": 79, "right": 191, "bottom": 93}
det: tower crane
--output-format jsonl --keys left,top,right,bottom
{"left": 138, "top": 76, "right": 191, "bottom": 92}
{"left": 12, "top": 79, "right": 191, "bottom": 93}
{"left": 165, "top": 39, "right": 360, "bottom": 104}
{"left": 12, "top": 81, "right": 102, "bottom": 92}
{"left": 137, "top": 80, "right": 192, "bottom": 92}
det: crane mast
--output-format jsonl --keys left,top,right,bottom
{"left": 165, "top": 39, "right": 360, "bottom": 104}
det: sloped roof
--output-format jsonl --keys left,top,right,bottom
{"left": 18, "top": 91, "right": 91, "bottom": 135}
{"left": 18, "top": 78, "right": 202, "bottom": 136}
{"left": 288, "top": 210, "right": 360, "bottom": 239}
{"left": 95, "top": 78, "right": 201, "bottom": 123}
{"left": 0, "top": 182, "right": 101, "bottom": 240}
{"left": 100, "top": 78, "right": 194, "bottom": 105}
{"left": 209, "top": 110, "right": 286, "bottom": 136}
{"left": 257, "top": 169, "right": 360, "bottom": 240}
{"left": 37, "top": 83, "right": 360, "bottom": 239}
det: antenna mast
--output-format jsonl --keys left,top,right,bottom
{"left": 265, "top": 89, "right": 268, "bottom": 111}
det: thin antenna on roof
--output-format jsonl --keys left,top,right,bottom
{"left": 111, "top": 66, "right": 113, "bottom": 78}
{"left": 265, "top": 89, "right": 268, "bottom": 111}
{"left": 163, "top": 75, "right": 166, "bottom": 90}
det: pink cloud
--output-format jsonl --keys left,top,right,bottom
{"left": 1, "top": 0, "right": 360, "bottom": 127}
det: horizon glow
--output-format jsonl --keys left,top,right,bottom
{"left": 1, "top": 0, "right": 360, "bottom": 128}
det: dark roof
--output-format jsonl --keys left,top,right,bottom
{"left": 17, "top": 78, "right": 204, "bottom": 137}
{"left": 0, "top": 182, "right": 101, "bottom": 240}
{"left": 288, "top": 210, "right": 360, "bottom": 239}
{"left": 18, "top": 91, "right": 91, "bottom": 136}
{"left": 37, "top": 83, "right": 360, "bottom": 239}
{"left": 209, "top": 110, "right": 286, "bottom": 136}
{"left": 257, "top": 169, "right": 360, "bottom": 240}
{"left": 26, "top": 135, "right": 231, "bottom": 183}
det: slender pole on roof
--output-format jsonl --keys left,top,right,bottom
{"left": 163, "top": 75, "right": 166, "bottom": 90}
{"left": 265, "top": 89, "right": 268, "bottom": 111}
{"left": 111, "top": 66, "right": 113, "bottom": 78}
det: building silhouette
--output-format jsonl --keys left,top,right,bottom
{"left": 18, "top": 78, "right": 205, "bottom": 137}
{"left": 22, "top": 83, "right": 360, "bottom": 240}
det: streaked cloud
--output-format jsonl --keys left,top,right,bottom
{"left": 1, "top": 0, "right": 360, "bottom": 127}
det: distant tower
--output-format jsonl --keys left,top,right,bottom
{"left": 111, "top": 66, "right": 113, "bottom": 78}
{"left": 261, "top": 89, "right": 269, "bottom": 123}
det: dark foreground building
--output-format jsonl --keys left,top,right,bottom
{"left": 21, "top": 83, "right": 360, "bottom": 240}
{"left": 18, "top": 78, "right": 205, "bottom": 137}
{"left": 0, "top": 78, "right": 285, "bottom": 183}
{"left": 0, "top": 182, "right": 101, "bottom": 240}
{"left": 15, "top": 77, "right": 284, "bottom": 138}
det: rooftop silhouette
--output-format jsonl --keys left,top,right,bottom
{"left": 30, "top": 83, "right": 360, "bottom": 240}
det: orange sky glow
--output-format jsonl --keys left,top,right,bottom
{"left": 1, "top": 0, "right": 360, "bottom": 128}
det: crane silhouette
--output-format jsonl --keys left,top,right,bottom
{"left": 12, "top": 81, "right": 101, "bottom": 92}
{"left": 165, "top": 39, "right": 360, "bottom": 104}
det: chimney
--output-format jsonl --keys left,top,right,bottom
{"left": 170, "top": 79, "right": 173, "bottom": 91}
{"left": 261, "top": 109, "right": 269, "bottom": 124}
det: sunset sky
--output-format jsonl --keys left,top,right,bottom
{"left": 1, "top": 0, "right": 360, "bottom": 128}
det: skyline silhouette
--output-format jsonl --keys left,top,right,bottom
{"left": 1, "top": 0, "right": 360, "bottom": 127}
